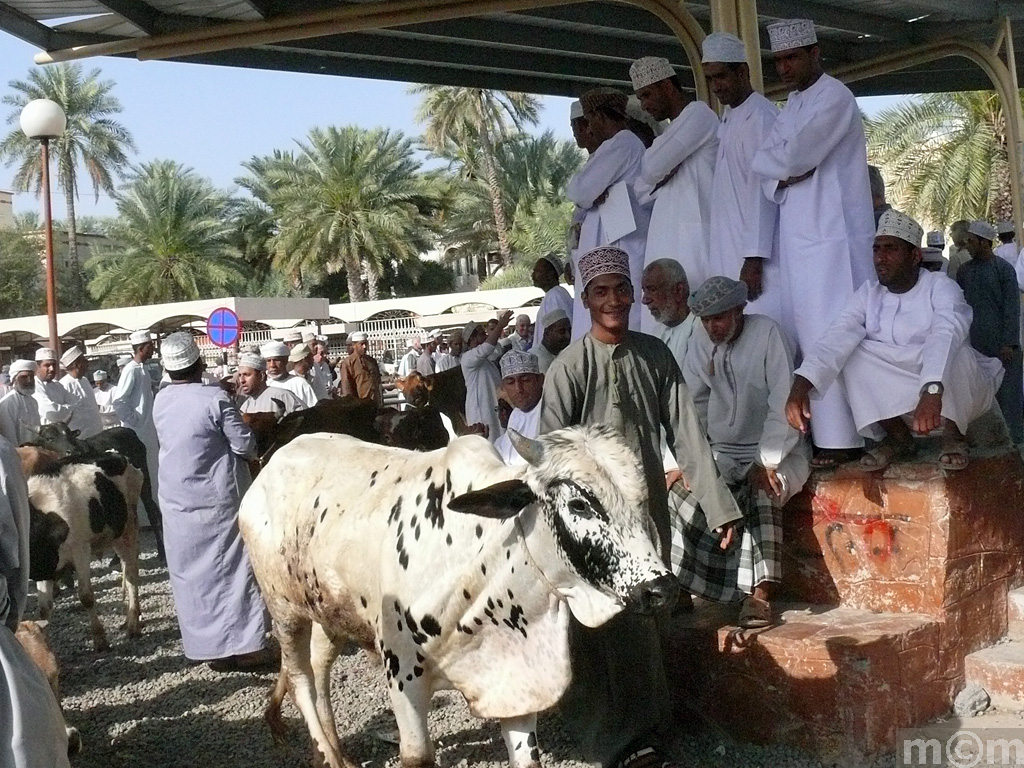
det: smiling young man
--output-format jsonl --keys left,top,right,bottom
{"left": 540, "top": 245, "right": 741, "bottom": 768}
{"left": 751, "top": 19, "right": 875, "bottom": 469}
{"left": 786, "top": 210, "right": 1003, "bottom": 471}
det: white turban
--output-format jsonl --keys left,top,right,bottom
{"left": 161, "top": 332, "right": 201, "bottom": 372}
{"left": 629, "top": 56, "right": 675, "bottom": 91}
{"left": 876, "top": 209, "right": 923, "bottom": 247}
{"left": 9, "top": 360, "right": 36, "bottom": 376}
{"left": 34, "top": 348, "right": 57, "bottom": 362}
{"left": 702, "top": 32, "right": 747, "bottom": 64}
{"left": 767, "top": 19, "right": 817, "bottom": 52}
{"left": 500, "top": 351, "right": 540, "bottom": 379}
{"left": 260, "top": 341, "right": 289, "bottom": 359}
{"left": 542, "top": 308, "right": 570, "bottom": 326}
{"left": 238, "top": 352, "right": 265, "bottom": 371}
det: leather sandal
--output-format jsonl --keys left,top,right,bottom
{"left": 738, "top": 595, "right": 773, "bottom": 629}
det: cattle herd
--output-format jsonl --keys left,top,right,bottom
{"left": 13, "top": 377, "right": 673, "bottom": 768}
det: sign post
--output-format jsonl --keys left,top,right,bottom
{"left": 207, "top": 307, "right": 241, "bottom": 349}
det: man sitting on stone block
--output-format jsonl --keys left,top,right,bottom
{"left": 785, "top": 209, "right": 1004, "bottom": 471}
{"left": 675, "top": 276, "right": 811, "bottom": 628}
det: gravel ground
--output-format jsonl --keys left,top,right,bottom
{"left": 34, "top": 532, "right": 940, "bottom": 768}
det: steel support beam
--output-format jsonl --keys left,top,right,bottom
{"left": 0, "top": 1, "right": 52, "bottom": 48}
{"left": 94, "top": 0, "right": 209, "bottom": 35}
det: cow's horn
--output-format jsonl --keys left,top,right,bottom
{"left": 508, "top": 429, "right": 544, "bottom": 466}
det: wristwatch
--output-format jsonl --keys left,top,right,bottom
{"left": 923, "top": 382, "right": 943, "bottom": 396}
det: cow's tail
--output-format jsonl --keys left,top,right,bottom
{"left": 264, "top": 669, "right": 290, "bottom": 744}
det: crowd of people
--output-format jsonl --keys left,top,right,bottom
{"left": 0, "top": 15, "right": 1021, "bottom": 768}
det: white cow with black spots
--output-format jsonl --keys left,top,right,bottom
{"left": 238, "top": 424, "right": 676, "bottom": 768}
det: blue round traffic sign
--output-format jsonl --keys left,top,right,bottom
{"left": 207, "top": 307, "right": 241, "bottom": 348}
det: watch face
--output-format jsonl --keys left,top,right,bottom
{"left": 928, "top": 383, "right": 941, "bottom": 394}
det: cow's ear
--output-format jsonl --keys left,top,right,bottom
{"left": 448, "top": 479, "right": 536, "bottom": 519}
{"left": 71, "top": 429, "right": 81, "bottom": 438}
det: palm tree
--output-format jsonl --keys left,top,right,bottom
{"left": 0, "top": 63, "right": 136, "bottom": 285}
{"left": 87, "top": 160, "right": 246, "bottom": 306}
{"left": 412, "top": 85, "right": 540, "bottom": 266}
{"left": 237, "top": 126, "right": 440, "bottom": 301}
{"left": 866, "top": 91, "right": 1013, "bottom": 226}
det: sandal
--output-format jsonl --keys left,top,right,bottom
{"left": 810, "top": 448, "right": 862, "bottom": 469}
{"left": 859, "top": 439, "right": 916, "bottom": 472}
{"left": 208, "top": 646, "right": 280, "bottom": 673}
{"left": 938, "top": 440, "right": 969, "bottom": 471}
{"left": 738, "top": 595, "right": 773, "bottom": 629}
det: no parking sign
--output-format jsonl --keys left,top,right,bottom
{"left": 206, "top": 307, "right": 241, "bottom": 348}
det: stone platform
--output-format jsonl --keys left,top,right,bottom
{"left": 667, "top": 449, "right": 1024, "bottom": 758}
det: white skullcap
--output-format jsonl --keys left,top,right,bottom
{"left": 767, "top": 19, "right": 817, "bottom": 52}
{"left": 281, "top": 330, "right": 303, "bottom": 344}
{"left": 968, "top": 220, "right": 997, "bottom": 242}
{"left": 570, "top": 100, "right": 584, "bottom": 120}
{"left": 578, "top": 246, "right": 631, "bottom": 288}
{"left": 500, "top": 351, "right": 540, "bottom": 379}
{"left": 540, "top": 252, "right": 563, "bottom": 272}
{"left": 702, "top": 32, "right": 747, "bottom": 64}
{"left": 260, "top": 341, "right": 289, "bottom": 359}
{"left": 288, "top": 343, "right": 312, "bottom": 363}
{"left": 997, "top": 220, "right": 1015, "bottom": 235}
{"left": 162, "top": 332, "right": 201, "bottom": 372}
{"left": 93, "top": 369, "right": 108, "bottom": 380}
{"left": 60, "top": 347, "right": 83, "bottom": 367}
{"left": 625, "top": 96, "right": 665, "bottom": 138}
{"left": 301, "top": 329, "right": 316, "bottom": 342}
{"left": 426, "top": 329, "right": 442, "bottom": 341}
{"left": 10, "top": 360, "right": 36, "bottom": 376}
{"left": 117, "top": 354, "right": 132, "bottom": 367}
{"left": 129, "top": 329, "right": 152, "bottom": 346}
{"left": 349, "top": 331, "right": 367, "bottom": 343}
{"left": 237, "top": 352, "right": 265, "bottom": 371}
{"left": 876, "top": 209, "right": 923, "bottom": 247}
{"left": 629, "top": 56, "right": 675, "bottom": 91}
{"left": 34, "top": 348, "right": 57, "bottom": 362}
{"left": 926, "top": 230, "right": 945, "bottom": 248}
{"left": 920, "top": 247, "right": 945, "bottom": 264}
{"left": 542, "top": 308, "right": 570, "bottom": 326}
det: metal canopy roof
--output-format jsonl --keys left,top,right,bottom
{"left": 0, "top": 0, "right": 1021, "bottom": 98}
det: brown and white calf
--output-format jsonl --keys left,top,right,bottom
{"left": 239, "top": 424, "right": 676, "bottom": 768}
{"left": 28, "top": 453, "right": 144, "bottom": 651}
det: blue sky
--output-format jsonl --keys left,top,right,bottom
{"left": 0, "top": 30, "right": 907, "bottom": 220}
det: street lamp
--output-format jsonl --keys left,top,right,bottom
{"left": 20, "top": 98, "right": 66, "bottom": 354}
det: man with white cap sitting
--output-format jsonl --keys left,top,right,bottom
{"left": 630, "top": 56, "right": 719, "bottom": 319}
{"left": 702, "top": 32, "right": 783, "bottom": 324}
{"left": 641, "top": 258, "right": 696, "bottom": 371}
{"left": 957, "top": 219, "right": 1022, "bottom": 443}
{"left": 31, "top": 348, "right": 73, "bottom": 426}
{"left": 533, "top": 309, "right": 571, "bottom": 374}
{"left": 92, "top": 369, "right": 120, "bottom": 429}
{"left": 338, "top": 331, "right": 383, "bottom": 406}
{"left": 260, "top": 341, "right": 318, "bottom": 409}
{"left": 461, "top": 313, "right": 511, "bottom": 442}
{"left": 288, "top": 343, "right": 328, "bottom": 402}
{"left": 541, "top": 244, "right": 741, "bottom": 768}
{"left": 153, "top": 333, "right": 274, "bottom": 672}
{"left": 493, "top": 351, "right": 543, "bottom": 465}
{"left": 531, "top": 253, "right": 573, "bottom": 350}
{"left": 787, "top": 210, "right": 1004, "bottom": 471}
{"left": 0, "top": 361, "right": 41, "bottom": 446}
{"left": 995, "top": 221, "right": 1017, "bottom": 264}
{"left": 566, "top": 88, "right": 651, "bottom": 338}
{"left": 751, "top": 19, "right": 875, "bottom": 469}
{"left": 58, "top": 346, "right": 103, "bottom": 439}
{"left": 677, "top": 276, "right": 810, "bottom": 628}
{"left": 237, "top": 352, "right": 305, "bottom": 417}
{"left": 113, "top": 330, "right": 161, "bottom": 499}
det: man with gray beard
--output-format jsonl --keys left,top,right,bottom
{"left": 641, "top": 258, "right": 696, "bottom": 370}
{"left": 0, "top": 361, "right": 41, "bottom": 446}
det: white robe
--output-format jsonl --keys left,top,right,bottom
{"left": 267, "top": 375, "right": 318, "bottom": 409}
{"left": 241, "top": 386, "right": 306, "bottom": 417}
{"left": 415, "top": 351, "right": 435, "bottom": 377}
{"left": 534, "top": 344, "right": 556, "bottom": 374}
{"left": 995, "top": 241, "right": 1017, "bottom": 265}
{"left": 635, "top": 101, "right": 719, "bottom": 332}
{"left": 566, "top": 129, "right": 651, "bottom": 338}
{"left": 398, "top": 350, "right": 419, "bottom": 377}
{"left": 683, "top": 314, "right": 810, "bottom": 504}
{"left": 709, "top": 92, "right": 783, "bottom": 324}
{"left": 0, "top": 393, "right": 39, "bottom": 448}
{"left": 795, "top": 270, "right": 1003, "bottom": 439}
{"left": 435, "top": 353, "right": 459, "bottom": 372}
{"left": 751, "top": 73, "right": 875, "bottom": 449}
{"left": 112, "top": 360, "right": 160, "bottom": 500}
{"left": 532, "top": 285, "right": 574, "bottom": 349}
{"left": 59, "top": 374, "right": 103, "bottom": 439}
{"left": 93, "top": 384, "right": 120, "bottom": 429}
{"left": 493, "top": 402, "right": 542, "bottom": 466}
{"left": 31, "top": 379, "right": 72, "bottom": 426}
{"left": 460, "top": 341, "right": 502, "bottom": 443}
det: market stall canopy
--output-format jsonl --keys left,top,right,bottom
{"left": 2, "top": 0, "right": 1022, "bottom": 98}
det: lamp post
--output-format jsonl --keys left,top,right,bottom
{"left": 20, "top": 99, "right": 67, "bottom": 354}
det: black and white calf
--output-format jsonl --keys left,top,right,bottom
{"left": 239, "top": 424, "right": 676, "bottom": 768}
{"left": 28, "top": 452, "right": 144, "bottom": 651}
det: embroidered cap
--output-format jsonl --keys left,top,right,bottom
{"left": 281, "top": 330, "right": 302, "bottom": 344}
{"left": 237, "top": 352, "right": 265, "bottom": 372}
{"left": 162, "top": 332, "right": 201, "bottom": 372}
{"left": 542, "top": 308, "right": 570, "bottom": 326}
{"left": 349, "top": 331, "right": 368, "bottom": 343}
{"left": 702, "top": 32, "right": 747, "bottom": 64}
{"left": 926, "top": 230, "right": 945, "bottom": 248}
{"left": 876, "top": 209, "right": 923, "bottom": 247}
{"left": 767, "top": 19, "right": 817, "bottom": 52}
{"left": 500, "top": 351, "right": 540, "bottom": 379}
{"left": 60, "top": 347, "right": 84, "bottom": 367}
{"left": 93, "top": 369, "right": 108, "bottom": 381}
{"left": 128, "top": 329, "right": 152, "bottom": 346}
{"left": 968, "top": 220, "right": 998, "bottom": 242}
{"left": 997, "top": 220, "right": 1015, "bottom": 235}
{"left": 34, "top": 347, "right": 57, "bottom": 362}
{"left": 260, "top": 341, "right": 289, "bottom": 359}
{"left": 688, "top": 276, "right": 748, "bottom": 317}
{"left": 580, "top": 88, "right": 629, "bottom": 119}
{"left": 288, "top": 343, "right": 312, "bottom": 363}
{"left": 629, "top": 57, "right": 676, "bottom": 91}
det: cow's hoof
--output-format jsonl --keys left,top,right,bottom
{"left": 93, "top": 637, "right": 109, "bottom": 653}
{"left": 66, "top": 727, "right": 82, "bottom": 756}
